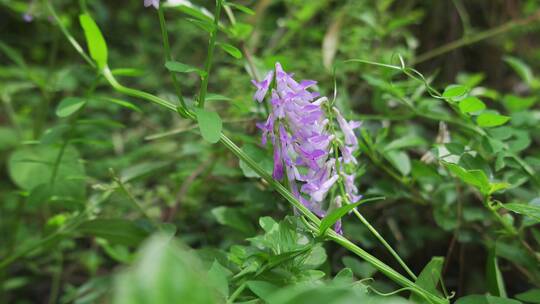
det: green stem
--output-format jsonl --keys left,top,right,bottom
{"left": 198, "top": 0, "right": 222, "bottom": 108}
{"left": 351, "top": 208, "right": 417, "bottom": 280}
{"left": 227, "top": 282, "right": 246, "bottom": 304}
{"left": 45, "top": 0, "right": 95, "bottom": 68}
{"left": 47, "top": 252, "right": 63, "bottom": 304}
{"left": 158, "top": 3, "right": 187, "bottom": 110}
{"left": 326, "top": 105, "right": 417, "bottom": 281}
{"left": 413, "top": 11, "right": 540, "bottom": 64}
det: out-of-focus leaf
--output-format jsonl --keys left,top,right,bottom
{"left": 194, "top": 108, "right": 222, "bottom": 144}
{"left": 501, "top": 203, "right": 540, "bottom": 222}
{"left": 165, "top": 61, "right": 207, "bottom": 78}
{"left": 445, "top": 163, "right": 490, "bottom": 194}
{"left": 477, "top": 113, "right": 510, "bottom": 128}
{"left": 385, "top": 150, "right": 411, "bottom": 176}
{"left": 211, "top": 206, "right": 254, "bottom": 234}
{"left": 225, "top": 2, "right": 255, "bottom": 15}
{"left": 322, "top": 13, "right": 342, "bottom": 70}
{"left": 486, "top": 248, "right": 507, "bottom": 297}
{"left": 246, "top": 281, "right": 279, "bottom": 302}
{"left": 217, "top": 42, "right": 242, "bottom": 59}
{"left": 112, "top": 235, "right": 217, "bottom": 304}
{"left": 502, "top": 95, "right": 536, "bottom": 112}
{"left": 77, "top": 219, "right": 149, "bottom": 247}
{"left": 515, "top": 289, "right": 540, "bottom": 303}
{"left": 56, "top": 97, "right": 87, "bottom": 117}
{"left": 504, "top": 56, "right": 533, "bottom": 86}
{"left": 459, "top": 96, "right": 486, "bottom": 114}
{"left": 8, "top": 145, "right": 86, "bottom": 196}
{"left": 455, "top": 295, "right": 521, "bottom": 304}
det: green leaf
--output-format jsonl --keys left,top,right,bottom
{"left": 77, "top": 219, "right": 149, "bottom": 247}
{"left": 56, "top": 97, "right": 87, "bottom": 117}
{"left": 486, "top": 248, "right": 507, "bottom": 298}
{"left": 217, "top": 42, "right": 242, "bottom": 59}
{"left": 211, "top": 206, "right": 254, "bottom": 234}
{"left": 165, "top": 61, "right": 207, "bottom": 78}
{"left": 515, "top": 289, "right": 540, "bottom": 303}
{"left": 101, "top": 97, "right": 142, "bottom": 112}
{"left": 501, "top": 203, "right": 540, "bottom": 222}
{"left": 8, "top": 145, "right": 86, "bottom": 196}
{"left": 410, "top": 257, "right": 444, "bottom": 303}
{"left": 79, "top": 13, "right": 108, "bottom": 69}
{"left": 442, "top": 84, "right": 468, "bottom": 101}
{"left": 504, "top": 56, "right": 534, "bottom": 86}
{"left": 455, "top": 295, "right": 522, "bottom": 304}
{"left": 225, "top": 2, "right": 255, "bottom": 15}
{"left": 207, "top": 260, "right": 231, "bottom": 298}
{"left": 459, "top": 96, "right": 486, "bottom": 114}
{"left": 489, "top": 182, "right": 510, "bottom": 194}
{"left": 239, "top": 144, "right": 272, "bottom": 178}
{"left": 383, "top": 135, "right": 427, "bottom": 152}
{"left": 112, "top": 235, "right": 216, "bottom": 304}
{"left": 502, "top": 95, "right": 537, "bottom": 112}
{"left": 319, "top": 196, "right": 385, "bottom": 235}
{"left": 445, "top": 163, "right": 490, "bottom": 194}
{"left": 341, "top": 256, "right": 377, "bottom": 278}
{"left": 385, "top": 150, "right": 411, "bottom": 176}
{"left": 111, "top": 68, "right": 146, "bottom": 77}
{"left": 246, "top": 281, "right": 279, "bottom": 302}
{"left": 477, "top": 113, "right": 510, "bottom": 128}
{"left": 194, "top": 108, "right": 222, "bottom": 144}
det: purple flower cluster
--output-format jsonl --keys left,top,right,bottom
{"left": 252, "top": 63, "right": 362, "bottom": 233}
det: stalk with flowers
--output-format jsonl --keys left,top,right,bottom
{"left": 2, "top": 0, "right": 464, "bottom": 304}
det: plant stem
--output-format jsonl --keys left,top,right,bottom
{"left": 111, "top": 171, "right": 160, "bottom": 229}
{"left": 157, "top": 3, "right": 187, "bottom": 109}
{"left": 227, "top": 282, "right": 246, "bottom": 304}
{"left": 351, "top": 208, "right": 417, "bottom": 280}
{"left": 198, "top": 0, "right": 222, "bottom": 108}
{"left": 46, "top": 1, "right": 95, "bottom": 68}
{"left": 413, "top": 11, "right": 540, "bottom": 64}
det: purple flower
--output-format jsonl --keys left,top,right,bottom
{"left": 252, "top": 71, "right": 274, "bottom": 102}
{"left": 334, "top": 108, "right": 361, "bottom": 147}
{"left": 252, "top": 62, "right": 362, "bottom": 235}
{"left": 22, "top": 13, "right": 33, "bottom": 22}
{"left": 144, "top": 0, "right": 159, "bottom": 9}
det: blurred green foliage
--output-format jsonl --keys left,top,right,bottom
{"left": 1, "top": 0, "right": 540, "bottom": 303}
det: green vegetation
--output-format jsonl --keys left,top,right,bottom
{"left": 1, "top": 1, "right": 540, "bottom": 303}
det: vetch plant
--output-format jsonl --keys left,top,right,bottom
{"left": 36, "top": 1, "right": 448, "bottom": 303}
{"left": 3, "top": 1, "right": 538, "bottom": 303}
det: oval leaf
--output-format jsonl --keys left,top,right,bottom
{"left": 56, "top": 97, "right": 87, "bottom": 117}
{"left": 194, "top": 108, "right": 222, "bottom": 143}
{"left": 165, "top": 61, "right": 207, "bottom": 77}
{"left": 459, "top": 96, "right": 486, "bottom": 114}
{"left": 79, "top": 14, "right": 108, "bottom": 69}
{"left": 442, "top": 84, "right": 468, "bottom": 100}
{"left": 477, "top": 113, "right": 510, "bottom": 128}
{"left": 77, "top": 219, "right": 148, "bottom": 246}
{"left": 217, "top": 43, "right": 242, "bottom": 59}
{"left": 501, "top": 203, "right": 540, "bottom": 222}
